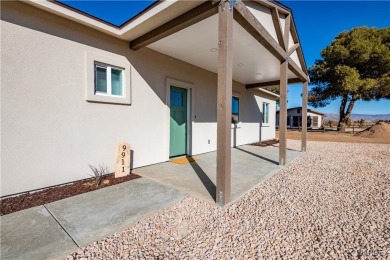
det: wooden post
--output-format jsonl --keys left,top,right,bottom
{"left": 279, "top": 60, "right": 288, "bottom": 165}
{"left": 301, "top": 81, "right": 308, "bottom": 152}
{"left": 216, "top": 1, "right": 233, "bottom": 206}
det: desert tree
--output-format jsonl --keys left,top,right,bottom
{"left": 308, "top": 27, "right": 390, "bottom": 132}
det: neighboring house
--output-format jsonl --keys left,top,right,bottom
{"left": 276, "top": 107, "right": 325, "bottom": 129}
{"left": 1, "top": 0, "right": 308, "bottom": 201}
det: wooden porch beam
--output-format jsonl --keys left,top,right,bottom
{"left": 246, "top": 78, "right": 302, "bottom": 89}
{"left": 296, "top": 46, "right": 308, "bottom": 75}
{"left": 279, "top": 60, "right": 288, "bottom": 165}
{"left": 288, "top": 43, "right": 299, "bottom": 56}
{"left": 283, "top": 14, "right": 291, "bottom": 49}
{"left": 129, "top": 2, "right": 218, "bottom": 50}
{"left": 271, "top": 7, "right": 286, "bottom": 51}
{"left": 290, "top": 18, "right": 308, "bottom": 74}
{"left": 233, "top": 0, "right": 287, "bottom": 61}
{"left": 288, "top": 59, "right": 308, "bottom": 82}
{"left": 290, "top": 17, "right": 299, "bottom": 44}
{"left": 301, "top": 81, "right": 308, "bottom": 152}
{"left": 216, "top": 1, "right": 233, "bottom": 207}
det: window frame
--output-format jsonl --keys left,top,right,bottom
{"left": 231, "top": 93, "right": 241, "bottom": 125}
{"left": 94, "top": 62, "right": 124, "bottom": 98}
{"left": 86, "top": 52, "right": 131, "bottom": 105}
{"left": 313, "top": 116, "right": 319, "bottom": 127}
{"left": 262, "top": 102, "right": 270, "bottom": 125}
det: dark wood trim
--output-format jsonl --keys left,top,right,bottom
{"left": 233, "top": 0, "right": 286, "bottom": 61}
{"left": 129, "top": 2, "right": 218, "bottom": 50}
{"left": 288, "top": 43, "right": 299, "bottom": 56}
{"left": 246, "top": 78, "right": 302, "bottom": 89}
{"left": 216, "top": 2, "right": 233, "bottom": 206}
{"left": 288, "top": 59, "right": 307, "bottom": 81}
{"left": 283, "top": 14, "right": 291, "bottom": 50}
{"left": 271, "top": 7, "right": 286, "bottom": 51}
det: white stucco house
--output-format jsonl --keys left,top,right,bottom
{"left": 1, "top": 0, "right": 309, "bottom": 201}
{"left": 276, "top": 107, "right": 325, "bottom": 129}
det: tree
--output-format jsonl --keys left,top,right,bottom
{"left": 308, "top": 27, "right": 390, "bottom": 132}
{"left": 359, "top": 118, "right": 365, "bottom": 128}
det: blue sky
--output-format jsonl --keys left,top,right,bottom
{"left": 61, "top": 0, "right": 390, "bottom": 115}
{"left": 60, "top": 1, "right": 157, "bottom": 26}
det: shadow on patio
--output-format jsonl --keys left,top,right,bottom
{"left": 134, "top": 144, "right": 302, "bottom": 203}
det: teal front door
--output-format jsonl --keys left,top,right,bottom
{"left": 170, "top": 86, "right": 188, "bottom": 157}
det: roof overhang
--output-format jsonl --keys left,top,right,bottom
{"left": 133, "top": 0, "right": 309, "bottom": 85}
{"left": 25, "top": 0, "right": 309, "bottom": 86}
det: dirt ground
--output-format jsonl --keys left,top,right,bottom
{"left": 276, "top": 130, "right": 390, "bottom": 144}
{"left": 0, "top": 173, "right": 140, "bottom": 216}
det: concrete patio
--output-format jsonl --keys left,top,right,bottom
{"left": 0, "top": 178, "right": 186, "bottom": 260}
{"left": 135, "top": 144, "right": 303, "bottom": 203}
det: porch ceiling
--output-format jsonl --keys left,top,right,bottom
{"left": 148, "top": 14, "right": 296, "bottom": 85}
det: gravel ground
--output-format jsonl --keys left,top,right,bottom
{"left": 68, "top": 140, "right": 390, "bottom": 259}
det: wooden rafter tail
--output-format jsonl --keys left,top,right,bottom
{"left": 129, "top": 2, "right": 218, "bottom": 50}
{"left": 233, "top": 0, "right": 286, "bottom": 61}
{"left": 270, "top": 7, "right": 286, "bottom": 51}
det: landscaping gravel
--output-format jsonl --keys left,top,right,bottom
{"left": 68, "top": 140, "right": 390, "bottom": 259}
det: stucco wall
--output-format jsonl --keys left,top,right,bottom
{"left": 1, "top": 1, "right": 276, "bottom": 196}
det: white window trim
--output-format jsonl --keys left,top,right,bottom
{"left": 86, "top": 52, "right": 131, "bottom": 105}
{"left": 262, "top": 102, "right": 270, "bottom": 126}
{"left": 231, "top": 92, "right": 241, "bottom": 127}
{"left": 94, "top": 63, "right": 125, "bottom": 98}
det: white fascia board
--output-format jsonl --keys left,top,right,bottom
{"left": 256, "top": 88, "right": 280, "bottom": 98}
{"left": 24, "top": 0, "right": 177, "bottom": 39}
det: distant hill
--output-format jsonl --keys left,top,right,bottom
{"left": 324, "top": 113, "right": 390, "bottom": 122}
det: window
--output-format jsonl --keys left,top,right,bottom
{"left": 86, "top": 52, "right": 131, "bottom": 105}
{"left": 232, "top": 96, "right": 239, "bottom": 124}
{"left": 297, "top": 109, "right": 301, "bottom": 114}
{"left": 262, "top": 102, "right": 269, "bottom": 124}
{"left": 170, "top": 91, "right": 184, "bottom": 106}
{"left": 95, "top": 63, "right": 124, "bottom": 97}
{"left": 313, "top": 116, "right": 318, "bottom": 127}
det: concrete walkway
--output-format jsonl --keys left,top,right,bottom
{"left": 1, "top": 145, "right": 302, "bottom": 259}
{"left": 135, "top": 145, "right": 302, "bottom": 203}
{"left": 0, "top": 178, "right": 186, "bottom": 260}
